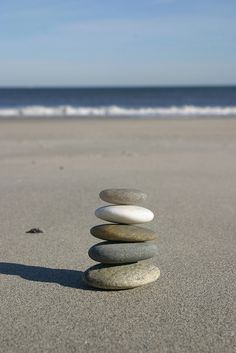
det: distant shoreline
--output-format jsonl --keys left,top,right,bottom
{"left": 1, "top": 115, "right": 236, "bottom": 121}
{"left": 0, "top": 84, "right": 236, "bottom": 89}
{"left": 1, "top": 86, "right": 235, "bottom": 119}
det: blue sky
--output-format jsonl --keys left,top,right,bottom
{"left": 0, "top": 0, "right": 235, "bottom": 86}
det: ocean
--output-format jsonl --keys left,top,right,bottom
{"left": 0, "top": 86, "right": 236, "bottom": 119}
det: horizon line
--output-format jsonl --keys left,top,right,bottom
{"left": 0, "top": 84, "right": 236, "bottom": 89}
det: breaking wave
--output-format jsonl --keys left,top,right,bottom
{"left": 0, "top": 105, "right": 236, "bottom": 118}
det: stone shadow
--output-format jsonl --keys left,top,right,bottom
{"left": 0, "top": 262, "right": 90, "bottom": 290}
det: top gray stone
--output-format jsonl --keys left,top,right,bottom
{"left": 99, "top": 188, "right": 147, "bottom": 205}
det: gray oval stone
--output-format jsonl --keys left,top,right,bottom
{"left": 99, "top": 188, "right": 147, "bottom": 205}
{"left": 84, "top": 262, "right": 160, "bottom": 290}
{"left": 88, "top": 241, "right": 157, "bottom": 264}
{"left": 90, "top": 224, "right": 156, "bottom": 242}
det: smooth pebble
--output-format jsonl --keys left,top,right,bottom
{"left": 84, "top": 262, "right": 160, "bottom": 290}
{"left": 99, "top": 188, "right": 147, "bottom": 205}
{"left": 90, "top": 224, "right": 156, "bottom": 242}
{"left": 95, "top": 205, "right": 154, "bottom": 224}
{"left": 88, "top": 241, "right": 157, "bottom": 264}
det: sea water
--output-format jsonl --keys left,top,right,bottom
{"left": 0, "top": 86, "right": 236, "bottom": 118}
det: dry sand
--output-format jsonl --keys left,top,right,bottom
{"left": 0, "top": 118, "right": 236, "bottom": 353}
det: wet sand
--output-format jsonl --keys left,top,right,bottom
{"left": 0, "top": 118, "right": 236, "bottom": 353}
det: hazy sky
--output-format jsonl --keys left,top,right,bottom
{"left": 0, "top": 0, "right": 235, "bottom": 86}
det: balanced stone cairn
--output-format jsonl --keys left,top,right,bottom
{"left": 84, "top": 188, "right": 160, "bottom": 290}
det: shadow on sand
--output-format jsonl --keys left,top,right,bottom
{"left": 0, "top": 262, "right": 90, "bottom": 290}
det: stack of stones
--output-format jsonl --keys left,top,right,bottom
{"left": 84, "top": 188, "right": 160, "bottom": 290}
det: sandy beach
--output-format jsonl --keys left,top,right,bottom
{"left": 0, "top": 118, "right": 236, "bottom": 353}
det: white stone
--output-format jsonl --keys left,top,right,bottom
{"left": 95, "top": 205, "right": 154, "bottom": 224}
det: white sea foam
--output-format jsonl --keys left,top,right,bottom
{"left": 0, "top": 105, "right": 236, "bottom": 118}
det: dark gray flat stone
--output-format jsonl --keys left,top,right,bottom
{"left": 99, "top": 188, "right": 147, "bottom": 205}
{"left": 88, "top": 241, "right": 157, "bottom": 264}
{"left": 84, "top": 262, "right": 160, "bottom": 290}
{"left": 90, "top": 224, "right": 156, "bottom": 242}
